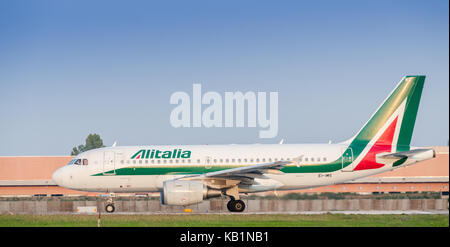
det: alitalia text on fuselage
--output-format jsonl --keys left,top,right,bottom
{"left": 131, "top": 149, "right": 192, "bottom": 160}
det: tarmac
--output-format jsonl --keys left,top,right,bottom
{"left": 63, "top": 210, "right": 450, "bottom": 215}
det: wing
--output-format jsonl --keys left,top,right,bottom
{"left": 178, "top": 160, "right": 291, "bottom": 190}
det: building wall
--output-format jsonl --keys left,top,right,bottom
{"left": 0, "top": 147, "right": 448, "bottom": 196}
{"left": 0, "top": 156, "right": 71, "bottom": 180}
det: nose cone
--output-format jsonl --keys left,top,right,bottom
{"left": 52, "top": 168, "right": 63, "bottom": 186}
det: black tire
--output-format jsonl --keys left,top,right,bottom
{"left": 227, "top": 200, "right": 235, "bottom": 212}
{"left": 227, "top": 200, "right": 245, "bottom": 212}
{"left": 105, "top": 204, "right": 115, "bottom": 213}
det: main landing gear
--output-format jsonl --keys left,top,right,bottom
{"left": 225, "top": 186, "right": 245, "bottom": 212}
{"left": 227, "top": 199, "right": 246, "bottom": 212}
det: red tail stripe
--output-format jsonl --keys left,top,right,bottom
{"left": 353, "top": 116, "right": 398, "bottom": 171}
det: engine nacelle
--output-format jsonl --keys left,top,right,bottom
{"left": 160, "top": 180, "right": 221, "bottom": 206}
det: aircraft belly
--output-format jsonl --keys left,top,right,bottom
{"left": 84, "top": 175, "right": 161, "bottom": 193}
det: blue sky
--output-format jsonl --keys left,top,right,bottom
{"left": 0, "top": 0, "right": 448, "bottom": 155}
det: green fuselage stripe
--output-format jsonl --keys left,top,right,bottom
{"left": 92, "top": 159, "right": 347, "bottom": 176}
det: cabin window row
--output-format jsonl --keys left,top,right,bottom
{"left": 119, "top": 157, "right": 328, "bottom": 165}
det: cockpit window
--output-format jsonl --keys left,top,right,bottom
{"left": 67, "top": 159, "right": 77, "bottom": 165}
{"left": 67, "top": 158, "right": 88, "bottom": 165}
{"left": 66, "top": 158, "right": 89, "bottom": 166}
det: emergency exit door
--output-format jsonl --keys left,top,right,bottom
{"left": 204, "top": 156, "right": 212, "bottom": 170}
{"left": 341, "top": 147, "right": 354, "bottom": 172}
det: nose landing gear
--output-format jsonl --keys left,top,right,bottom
{"left": 105, "top": 193, "right": 115, "bottom": 213}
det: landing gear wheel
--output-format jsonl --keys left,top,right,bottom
{"left": 227, "top": 200, "right": 245, "bottom": 212}
{"left": 105, "top": 203, "right": 115, "bottom": 213}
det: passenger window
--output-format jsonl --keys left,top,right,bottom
{"left": 139, "top": 160, "right": 142, "bottom": 164}
{"left": 213, "top": 159, "right": 217, "bottom": 163}
{"left": 237, "top": 159, "right": 241, "bottom": 163}
{"left": 311, "top": 158, "right": 314, "bottom": 162}
{"left": 305, "top": 158, "right": 309, "bottom": 162}
{"left": 151, "top": 160, "right": 155, "bottom": 164}
{"left": 231, "top": 158, "right": 235, "bottom": 163}
{"left": 244, "top": 158, "right": 247, "bottom": 162}
{"left": 157, "top": 160, "right": 161, "bottom": 164}
{"left": 323, "top": 157, "right": 327, "bottom": 162}
{"left": 256, "top": 158, "right": 260, "bottom": 162}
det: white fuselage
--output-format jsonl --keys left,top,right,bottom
{"left": 52, "top": 143, "right": 427, "bottom": 194}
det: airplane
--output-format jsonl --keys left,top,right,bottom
{"left": 52, "top": 75, "right": 435, "bottom": 213}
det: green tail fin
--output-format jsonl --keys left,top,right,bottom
{"left": 348, "top": 75, "right": 426, "bottom": 156}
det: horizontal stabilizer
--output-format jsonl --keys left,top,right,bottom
{"left": 376, "top": 148, "right": 435, "bottom": 166}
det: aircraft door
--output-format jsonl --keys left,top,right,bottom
{"left": 204, "top": 156, "right": 212, "bottom": 170}
{"left": 341, "top": 147, "right": 354, "bottom": 172}
{"left": 103, "top": 151, "right": 116, "bottom": 175}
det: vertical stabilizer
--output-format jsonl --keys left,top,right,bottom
{"left": 348, "top": 76, "right": 425, "bottom": 157}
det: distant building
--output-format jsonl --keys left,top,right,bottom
{"left": 0, "top": 146, "right": 448, "bottom": 197}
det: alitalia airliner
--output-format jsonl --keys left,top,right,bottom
{"left": 52, "top": 76, "right": 435, "bottom": 212}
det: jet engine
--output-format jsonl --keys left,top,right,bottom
{"left": 160, "top": 180, "right": 222, "bottom": 205}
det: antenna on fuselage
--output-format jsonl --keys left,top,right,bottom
{"left": 112, "top": 141, "right": 117, "bottom": 147}
{"left": 279, "top": 139, "right": 284, "bottom": 144}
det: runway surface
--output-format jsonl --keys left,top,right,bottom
{"left": 68, "top": 210, "right": 449, "bottom": 215}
